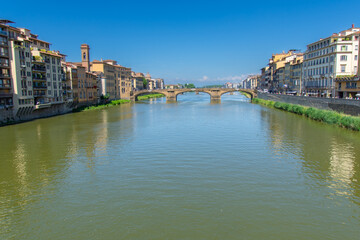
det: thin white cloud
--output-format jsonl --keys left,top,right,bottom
{"left": 199, "top": 75, "right": 209, "bottom": 82}
{"left": 216, "top": 74, "right": 255, "bottom": 82}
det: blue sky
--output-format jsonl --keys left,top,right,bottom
{"left": 2, "top": 0, "right": 360, "bottom": 86}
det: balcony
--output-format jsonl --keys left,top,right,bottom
{"left": 32, "top": 56, "right": 45, "bottom": 63}
{"left": 33, "top": 83, "right": 47, "bottom": 89}
{"left": 0, "top": 41, "right": 8, "bottom": 47}
{"left": 0, "top": 74, "right": 10, "bottom": 78}
{"left": 35, "top": 103, "right": 51, "bottom": 109}
{"left": 0, "top": 62, "right": 9, "bottom": 67}
{"left": 32, "top": 65, "right": 46, "bottom": 72}
{"left": 0, "top": 30, "right": 7, "bottom": 36}
{"left": 0, "top": 52, "right": 9, "bottom": 58}
{"left": 34, "top": 92, "right": 46, "bottom": 97}
{"left": 0, "top": 84, "right": 11, "bottom": 89}
{"left": 32, "top": 74, "right": 46, "bottom": 81}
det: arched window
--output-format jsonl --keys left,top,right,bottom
{"left": 83, "top": 52, "right": 86, "bottom": 60}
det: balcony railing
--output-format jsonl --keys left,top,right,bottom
{"left": 0, "top": 30, "right": 7, "bottom": 36}
{"left": 32, "top": 65, "right": 46, "bottom": 72}
{"left": 32, "top": 74, "right": 46, "bottom": 81}
{"left": 33, "top": 83, "right": 47, "bottom": 89}
{"left": 0, "top": 84, "right": 11, "bottom": 88}
{"left": 0, "top": 74, "right": 10, "bottom": 78}
{"left": 0, "top": 52, "right": 9, "bottom": 57}
{"left": 34, "top": 92, "right": 46, "bottom": 97}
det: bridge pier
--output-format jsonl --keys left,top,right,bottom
{"left": 166, "top": 96, "right": 177, "bottom": 102}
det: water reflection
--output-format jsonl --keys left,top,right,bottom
{"left": 0, "top": 104, "right": 135, "bottom": 237}
{"left": 260, "top": 107, "right": 360, "bottom": 205}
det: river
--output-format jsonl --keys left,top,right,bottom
{"left": 1, "top": 92, "right": 360, "bottom": 239}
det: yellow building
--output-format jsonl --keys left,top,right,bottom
{"left": 132, "top": 72, "right": 145, "bottom": 90}
{"left": 90, "top": 60, "right": 132, "bottom": 100}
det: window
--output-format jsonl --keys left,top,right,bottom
{"left": 340, "top": 55, "right": 347, "bottom": 61}
{"left": 355, "top": 66, "right": 358, "bottom": 73}
{"left": 341, "top": 45, "right": 348, "bottom": 51}
{"left": 355, "top": 55, "right": 358, "bottom": 61}
{"left": 341, "top": 65, "right": 346, "bottom": 73}
{"left": 356, "top": 45, "right": 358, "bottom": 51}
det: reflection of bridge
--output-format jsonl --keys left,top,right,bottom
{"left": 131, "top": 88, "right": 256, "bottom": 102}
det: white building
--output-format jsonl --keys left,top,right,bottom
{"left": 303, "top": 25, "right": 359, "bottom": 97}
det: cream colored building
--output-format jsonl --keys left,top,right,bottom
{"left": 1, "top": 20, "right": 66, "bottom": 118}
{"left": 132, "top": 72, "right": 145, "bottom": 90}
{"left": 303, "top": 25, "right": 360, "bottom": 97}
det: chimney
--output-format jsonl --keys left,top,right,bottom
{"left": 352, "top": 24, "right": 355, "bottom": 28}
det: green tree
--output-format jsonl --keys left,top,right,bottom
{"left": 143, "top": 78, "right": 148, "bottom": 89}
{"left": 185, "top": 83, "right": 195, "bottom": 88}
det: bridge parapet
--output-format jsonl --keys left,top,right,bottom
{"left": 131, "top": 88, "right": 256, "bottom": 102}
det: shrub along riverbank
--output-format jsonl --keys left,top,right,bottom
{"left": 253, "top": 98, "right": 360, "bottom": 131}
{"left": 239, "top": 91, "right": 252, "bottom": 99}
{"left": 137, "top": 93, "right": 165, "bottom": 100}
{"left": 73, "top": 99, "right": 131, "bottom": 112}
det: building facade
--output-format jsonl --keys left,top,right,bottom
{"left": 91, "top": 59, "right": 132, "bottom": 100}
{"left": 303, "top": 25, "right": 359, "bottom": 97}
{"left": 0, "top": 21, "right": 13, "bottom": 111}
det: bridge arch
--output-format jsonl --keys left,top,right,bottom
{"left": 132, "top": 88, "right": 256, "bottom": 102}
{"left": 174, "top": 89, "right": 212, "bottom": 101}
{"left": 238, "top": 90, "right": 256, "bottom": 99}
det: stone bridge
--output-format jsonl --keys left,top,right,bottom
{"left": 131, "top": 88, "right": 256, "bottom": 102}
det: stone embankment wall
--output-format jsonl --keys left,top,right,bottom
{"left": 0, "top": 108, "right": 14, "bottom": 125}
{"left": 0, "top": 103, "right": 74, "bottom": 126}
{"left": 257, "top": 93, "right": 360, "bottom": 116}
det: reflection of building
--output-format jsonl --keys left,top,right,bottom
{"left": 262, "top": 106, "right": 360, "bottom": 205}
{"left": 303, "top": 25, "right": 360, "bottom": 97}
{"left": 329, "top": 142, "right": 356, "bottom": 196}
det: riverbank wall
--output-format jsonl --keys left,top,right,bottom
{"left": 257, "top": 93, "right": 360, "bottom": 116}
{"left": 0, "top": 103, "right": 75, "bottom": 126}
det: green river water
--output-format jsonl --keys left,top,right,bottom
{"left": 0, "top": 92, "right": 360, "bottom": 239}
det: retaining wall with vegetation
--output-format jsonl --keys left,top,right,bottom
{"left": 253, "top": 98, "right": 360, "bottom": 131}
{"left": 257, "top": 93, "right": 360, "bottom": 116}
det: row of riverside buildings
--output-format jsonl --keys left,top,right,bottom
{"left": 242, "top": 24, "right": 360, "bottom": 99}
{"left": 0, "top": 19, "right": 165, "bottom": 123}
